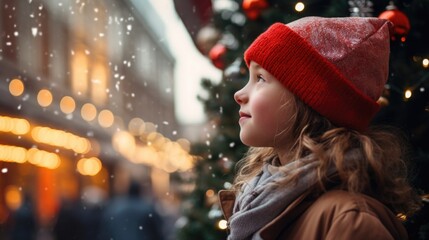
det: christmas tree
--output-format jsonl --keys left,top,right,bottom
{"left": 176, "top": 0, "right": 429, "bottom": 239}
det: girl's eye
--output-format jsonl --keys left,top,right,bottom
{"left": 257, "top": 75, "right": 265, "bottom": 83}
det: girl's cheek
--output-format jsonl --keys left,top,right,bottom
{"left": 251, "top": 97, "right": 278, "bottom": 125}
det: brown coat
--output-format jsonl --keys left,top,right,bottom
{"left": 219, "top": 189, "right": 408, "bottom": 240}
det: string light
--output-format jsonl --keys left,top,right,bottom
{"left": 98, "top": 109, "right": 114, "bottom": 128}
{"left": 9, "top": 79, "right": 24, "bottom": 96}
{"left": 404, "top": 89, "right": 412, "bottom": 99}
{"left": 218, "top": 219, "right": 228, "bottom": 230}
{"left": 37, "top": 89, "right": 53, "bottom": 107}
{"left": 423, "top": 58, "right": 429, "bottom": 68}
{"left": 0, "top": 116, "right": 30, "bottom": 135}
{"left": 295, "top": 2, "right": 305, "bottom": 12}
{"left": 60, "top": 96, "right": 76, "bottom": 114}
{"left": 77, "top": 157, "right": 102, "bottom": 176}
{"left": 81, "top": 103, "right": 97, "bottom": 121}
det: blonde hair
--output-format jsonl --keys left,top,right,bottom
{"left": 233, "top": 97, "right": 421, "bottom": 215}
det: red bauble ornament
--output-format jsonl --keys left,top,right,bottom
{"left": 379, "top": 5, "right": 410, "bottom": 41}
{"left": 242, "top": 0, "right": 269, "bottom": 20}
{"left": 209, "top": 44, "right": 227, "bottom": 70}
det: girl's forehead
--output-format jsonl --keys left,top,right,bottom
{"left": 249, "top": 61, "right": 262, "bottom": 69}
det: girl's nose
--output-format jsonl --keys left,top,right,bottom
{"left": 234, "top": 88, "right": 247, "bottom": 104}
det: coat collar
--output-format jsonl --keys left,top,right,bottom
{"left": 218, "top": 189, "right": 317, "bottom": 239}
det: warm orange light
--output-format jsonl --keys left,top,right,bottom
{"left": 60, "top": 96, "right": 76, "bottom": 114}
{"left": 9, "top": 79, "right": 24, "bottom": 96}
{"left": 128, "top": 118, "right": 145, "bottom": 135}
{"left": 218, "top": 220, "right": 228, "bottom": 230}
{"left": 405, "top": 89, "right": 412, "bottom": 99}
{"left": 0, "top": 145, "right": 27, "bottom": 163}
{"left": 13, "top": 119, "right": 30, "bottom": 135}
{"left": 37, "top": 89, "right": 53, "bottom": 107}
{"left": 31, "top": 126, "right": 91, "bottom": 154}
{"left": 77, "top": 157, "right": 102, "bottom": 176}
{"left": 206, "top": 189, "right": 215, "bottom": 198}
{"left": 98, "top": 109, "right": 114, "bottom": 128}
{"left": 295, "top": 2, "right": 305, "bottom": 12}
{"left": 423, "top": 58, "right": 429, "bottom": 68}
{"left": 81, "top": 103, "right": 97, "bottom": 121}
{"left": 27, "top": 148, "right": 61, "bottom": 169}
{"left": 5, "top": 186, "right": 22, "bottom": 210}
{"left": 176, "top": 138, "right": 191, "bottom": 152}
{"left": 71, "top": 50, "right": 89, "bottom": 95}
{"left": 91, "top": 62, "right": 108, "bottom": 105}
{"left": 112, "top": 131, "right": 136, "bottom": 157}
{"left": 0, "top": 116, "right": 30, "bottom": 135}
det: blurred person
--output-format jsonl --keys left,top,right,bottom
{"left": 8, "top": 193, "right": 37, "bottom": 240}
{"left": 79, "top": 186, "right": 107, "bottom": 240}
{"left": 99, "top": 179, "right": 165, "bottom": 240}
{"left": 53, "top": 195, "right": 84, "bottom": 240}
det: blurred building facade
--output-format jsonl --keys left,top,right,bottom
{"left": 0, "top": 0, "right": 192, "bottom": 237}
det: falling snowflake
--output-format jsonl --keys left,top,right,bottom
{"left": 31, "top": 27, "right": 38, "bottom": 37}
{"left": 1, "top": 168, "right": 8, "bottom": 174}
{"left": 229, "top": 142, "right": 235, "bottom": 148}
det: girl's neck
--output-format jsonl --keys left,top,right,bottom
{"left": 275, "top": 146, "right": 295, "bottom": 165}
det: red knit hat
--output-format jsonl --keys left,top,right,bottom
{"left": 244, "top": 17, "right": 393, "bottom": 131}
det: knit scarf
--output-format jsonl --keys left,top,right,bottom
{"left": 227, "top": 156, "right": 324, "bottom": 240}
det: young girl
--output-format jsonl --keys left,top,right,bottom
{"left": 218, "top": 17, "right": 421, "bottom": 240}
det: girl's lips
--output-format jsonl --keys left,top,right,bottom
{"left": 239, "top": 111, "right": 251, "bottom": 118}
{"left": 239, "top": 111, "right": 251, "bottom": 124}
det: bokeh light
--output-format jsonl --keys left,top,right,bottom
{"left": 60, "top": 96, "right": 76, "bottom": 114}
{"left": 81, "top": 103, "right": 97, "bottom": 121}
{"left": 98, "top": 109, "right": 114, "bottom": 128}
{"left": 9, "top": 79, "right": 24, "bottom": 96}
{"left": 37, "top": 89, "right": 53, "bottom": 107}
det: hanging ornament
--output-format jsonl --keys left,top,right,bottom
{"left": 196, "top": 24, "right": 222, "bottom": 56}
{"left": 242, "top": 0, "right": 269, "bottom": 20}
{"left": 348, "top": 0, "right": 373, "bottom": 17}
{"left": 209, "top": 43, "right": 228, "bottom": 70}
{"left": 377, "top": 96, "right": 389, "bottom": 107}
{"left": 378, "top": 1, "right": 410, "bottom": 41}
